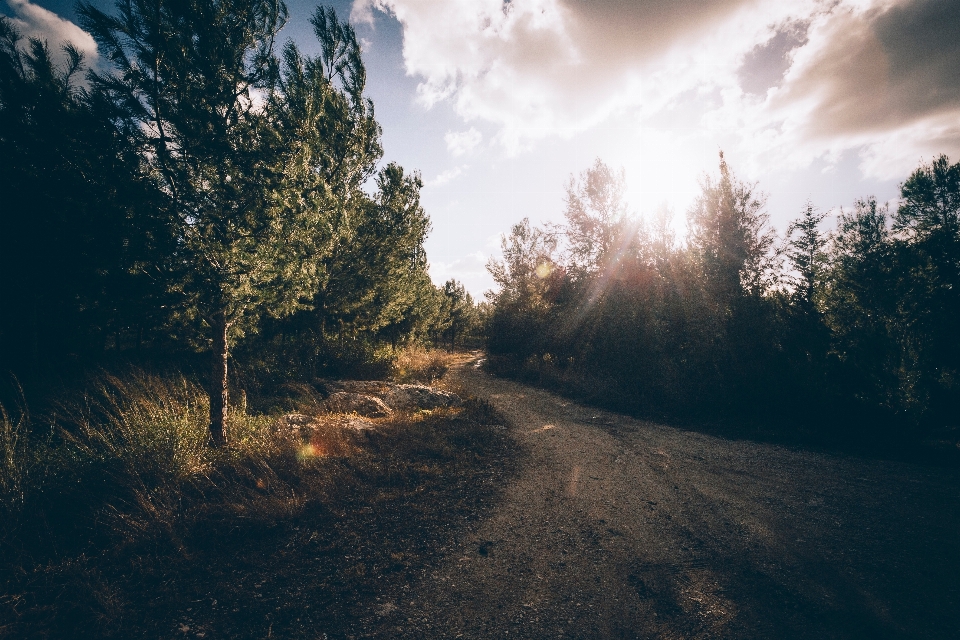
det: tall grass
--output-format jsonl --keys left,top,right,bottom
{"left": 0, "top": 371, "right": 305, "bottom": 557}
{"left": 56, "top": 373, "right": 286, "bottom": 539}
{"left": 63, "top": 373, "right": 281, "bottom": 475}
{"left": 0, "top": 365, "right": 514, "bottom": 638}
{"left": 0, "top": 402, "right": 29, "bottom": 514}
{"left": 391, "top": 345, "right": 453, "bottom": 384}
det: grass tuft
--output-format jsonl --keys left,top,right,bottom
{"left": 0, "top": 367, "right": 516, "bottom": 638}
{"left": 391, "top": 345, "right": 454, "bottom": 384}
{"left": 0, "top": 402, "right": 30, "bottom": 515}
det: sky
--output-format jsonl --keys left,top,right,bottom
{"left": 6, "top": 0, "right": 960, "bottom": 297}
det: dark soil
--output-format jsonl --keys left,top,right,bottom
{"left": 6, "top": 355, "right": 960, "bottom": 638}
{"left": 0, "top": 390, "right": 519, "bottom": 639}
{"left": 393, "top": 357, "right": 960, "bottom": 639}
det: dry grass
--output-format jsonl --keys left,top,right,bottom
{"left": 0, "top": 369, "right": 515, "bottom": 639}
{"left": 0, "top": 403, "right": 29, "bottom": 515}
{"left": 390, "top": 345, "right": 455, "bottom": 384}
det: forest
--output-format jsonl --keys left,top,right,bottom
{"left": 1, "top": 3, "right": 491, "bottom": 634}
{"left": 4, "top": 0, "right": 956, "bottom": 446}
{"left": 487, "top": 154, "right": 960, "bottom": 441}
{"left": 0, "top": 2, "right": 478, "bottom": 422}
{"left": 2, "top": 0, "right": 960, "bottom": 635}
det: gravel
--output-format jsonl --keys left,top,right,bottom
{"left": 361, "top": 356, "right": 960, "bottom": 639}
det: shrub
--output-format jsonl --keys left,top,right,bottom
{"left": 391, "top": 345, "right": 452, "bottom": 384}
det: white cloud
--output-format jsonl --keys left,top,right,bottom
{"left": 4, "top": 0, "right": 97, "bottom": 61}
{"left": 738, "top": 0, "right": 960, "bottom": 179}
{"left": 445, "top": 127, "right": 483, "bottom": 156}
{"left": 356, "top": 0, "right": 960, "bottom": 182}
{"left": 355, "top": 0, "right": 809, "bottom": 152}
{"left": 426, "top": 165, "right": 467, "bottom": 188}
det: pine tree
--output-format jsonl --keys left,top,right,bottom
{"left": 687, "top": 152, "right": 774, "bottom": 306}
{"left": 784, "top": 201, "right": 830, "bottom": 309}
{"left": 79, "top": 0, "right": 373, "bottom": 444}
{"left": 318, "top": 163, "right": 432, "bottom": 342}
{"left": 562, "top": 159, "right": 633, "bottom": 277}
{"left": 892, "top": 156, "right": 960, "bottom": 421}
{"left": 0, "top": 17, "right": 165, "bottom": 379}
{"left": 822, "top": 197, "right": 896, "bottom": 410}
{"left": 440, "top": 279, "right": 475, "bottom": 351}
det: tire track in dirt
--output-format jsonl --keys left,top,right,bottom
{"left": 361, "top": 357, "right": 960, "bottom": 639}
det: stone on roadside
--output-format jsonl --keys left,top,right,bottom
{"left": 384, "top": 384, "right": 462, "bottom": 411}
{"left": 329, "top": 415, "right": 378, "bottom": 431}
{"left": 337, "top": 380, "right": 393, "bottom": 395}
{"left": 277, "top": 413, "right": 318, "bottom": 432}
{"left": 320, "top": 391, "right": 393, "bottom": 418}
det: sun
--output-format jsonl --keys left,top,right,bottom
{"left": 604, "top": 126, "right": 722, "bottom": 240}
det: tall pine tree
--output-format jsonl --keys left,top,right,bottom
{"left": 79, "top": 0, "right": 376, "bottom": 444}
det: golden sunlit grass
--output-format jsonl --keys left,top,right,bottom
{"left": 0, "top": 402, "right": 28, "bottom": 515}
{"left": 0, "top": 369, "right": 514, "bottom": 638}
{"left": 391, "top": 344, "right": 454, "bottom": 383}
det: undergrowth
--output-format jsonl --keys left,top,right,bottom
{"left": 0, "top": 367, "right": 513, "bottom": 638}
{"left": 390, "top": 345, "right": 453, "bottom": 384}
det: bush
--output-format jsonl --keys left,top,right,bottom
{"left": 0, "top": 365, "right": 515, "bottom": 638}
{"left": 391, "top": 345, "right": 452, "bottom": 384}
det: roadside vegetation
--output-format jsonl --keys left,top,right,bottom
{"left": 0, "top": 2, "right": 492, "bottom": 635}
{"left": 0, "top": 353, "right": 514, "bottom": 638}
{"left": 486, "top": 155, "right": 960, "bottom": 451}
{"left": 2, "top": 0, "right": 958, "bottom": 633}
{"left": 0, "top": 2, "right": 482, "bottom": 421}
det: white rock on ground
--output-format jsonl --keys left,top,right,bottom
{"left": 276, "top": 413, "right": 317, "bottom": 431}
{"left": 277, "top": 412, "right": 377, "bottom": 432}
{"left": 319, "top": 392, "right": 393, "bottom": 418}
{"left": 318, "top": 379, "right": 463, "bottom": 412}
{"left": 384, "top": 384, "right": 462, "bottom": 411}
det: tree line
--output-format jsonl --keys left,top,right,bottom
{"left": 0, "top": 2, "right": 478, "bottom": 442}
{"left": 486, "top": 154, "right": 960, "bottom": 438}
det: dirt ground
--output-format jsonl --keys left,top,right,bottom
{"left": 358, "top": 354, "right": 960, "bottom": 639}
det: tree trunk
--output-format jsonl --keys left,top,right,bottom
{"left": 209, "top": 310, "right": 229, "bottom": 447}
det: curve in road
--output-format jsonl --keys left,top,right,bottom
{"left": 365, "top": 358, "right": 960, "bottom": 639}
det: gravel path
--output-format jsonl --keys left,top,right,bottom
{"left": 364, "top": 357, "right": 960, "bottom": 639}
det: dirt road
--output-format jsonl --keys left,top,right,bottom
{"left": 362, "top": 357, "right": 960, "bottom": 639}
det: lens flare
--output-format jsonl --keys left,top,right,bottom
{"left": 297, "top": 442, "right": 328, "bottom": 460}
{"left": 536, "top": 261, "right": 554, "bottom": 278}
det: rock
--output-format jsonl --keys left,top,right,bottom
{"left": 277, "top": 413, "right": 319, "bottom": 431}
{"left": 311, "top": 380, "right": 461, "bottom": 413}
{"left": 326, "top": 414, "right": 378, "bottom": 431}
{"left": 384, "top": 384, "right": 462, "bottom": 411}
{"left": 277, "top": 412, "right": 376, "bottom": 432}
{"left": 338, "top": 380, "right": 393, "bottom": 395}
{"left": 320, "top": 392, "right": 393, "bottom": 418}
{"left": 279, "top": 412, "right": 315, "bottom": 426}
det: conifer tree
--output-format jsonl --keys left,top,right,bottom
{"left": 486, "top": 218, "right": 560, "bottom": 358}
{"left": 562, "top": 159, "right": 634, "bottom": 277}
{"left": 79, "top": 0, "right": 374, "bottom": 444}
{"left": 687, "top": 152, "right": 773, "bottom": 305}
{"left": 822, "top": 197, "right": 895, "bottom": 408}
{"left": 780, "top": 201, "right": 831, "bottom": 393}
{"left": 440, "top": 279, "right": 474, "bottom": 350}
{"left": 317, "top": 163, "right": 431, "bottom": 341}
{"left": 893, "top": 156, "right": 960, "bottom": 420}
{"left": 0, "top": 17, "right": 164, "bottom": 378}
{"left": 785, "top": 201, "right": 829, "bottom": 309}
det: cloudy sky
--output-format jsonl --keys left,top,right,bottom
{"left": 6, "top": 0, "right": 960, "bottom": 296}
